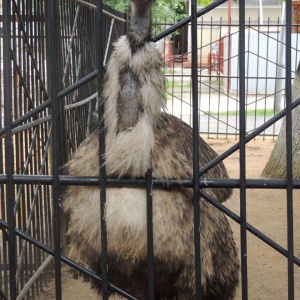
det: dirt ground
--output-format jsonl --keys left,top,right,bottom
{"left": 37, "top": 138, "right": 300, "bottom": 300}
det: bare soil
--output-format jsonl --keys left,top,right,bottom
{"left": 37, "top": 138, "right": 300, "bottom": 300}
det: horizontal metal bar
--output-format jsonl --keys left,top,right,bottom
{"left": 1, "top": 190, "right": 299, "bottom": 274}
{"left": 0, "top": 91, "right": 97, "bottom": 138}
{"left": 199, "top": 190, "right": 300, "bottom": 267}
{"left": 0, "top": 70, "right": 98, "bottom": 137}
{"left": 0, "top": 116, "right": 51, "bottom": 139}
{"left": 1, "top": 174, "right": 300, "bottom": 189}
{"left": 200, "top": 96, "right": 300, "bottom": 176}
{"left": 0, "top": 219, "right": 138, "bottom": 300}
{"left": 64, "top": 92, "right": 98, "bottom": 110}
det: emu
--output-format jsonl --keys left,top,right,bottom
{"left": 63, "top": 0, "right": 239, "bottom": 299}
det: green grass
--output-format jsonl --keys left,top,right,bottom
{"left": 164, "top": 70, "right": 173, "bottom": 75}
{"left": 248, "top": 109, "right": 275, "bottom": 116}
{"left": 209, "top": 80, "right": 224, "bottom": 86}
{"left": 208, "top": 108, "right": 275, "bottom": 116}
{"left": 166, "top": 80, "right": 224, "bottom": 89}
{"left": 165, "top": 80, "right": 192, "bottom": 89}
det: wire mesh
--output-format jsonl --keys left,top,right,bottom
{"left": 0, "top": 1, "right": 125, "bottom": 299}
{"left": 0, "top": 0, "right": 299, "bottom": 299}
{"left": 154, "top": 18, "right": 300, "bottom": 139}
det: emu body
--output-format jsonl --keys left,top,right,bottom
{"left": 63, "top": 0, "right": 239, "bottom": 298}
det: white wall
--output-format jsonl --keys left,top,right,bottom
{"left": 187, "top": 3, "right": 283, "bottom": 62}
{"left": 224, "top": 30, "right": 300, "bottom": 95}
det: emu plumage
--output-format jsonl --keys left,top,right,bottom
{"left": 63, "top": 0, "right": 239, "bottom": 299}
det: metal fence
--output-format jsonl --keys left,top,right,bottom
{"left": 0, "top": 1, "right": 125, "bottom": 299}
{"left": 157, "top": 18, "right": 300, "bottom": 139}
{"left": 0, "top": 0, "right": 299, "bottom": 299}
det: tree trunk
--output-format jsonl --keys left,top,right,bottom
{"left": 261, "top": 62, "right": 300, "bottom": 179}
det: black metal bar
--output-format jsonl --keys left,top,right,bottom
{"left": 285, "top": 1, "right": 294, "bottom": 298}
{"left": 0, "top": 70, "right": 98, "bottom": 137}
{"left": 2, "top": 3, "right": 300, "bottom": 299}
{"left": 239, "top": 0, "right": 248, "bottom": 298}
{"left": 3, "top": 1, "right": 17, "bottom": 299}
{"left": 0, "top": 219, "right": 138, "bottom": 300}
{"left": 11, "top": 0, "right": 49, "bottom": 98}
{"left": 4, "top": 175, "right": 300, "bottom": 190}
{"left": 48, "top": 0, "right": 62, "bottom": 298}
{"left": 97, "top": 0, "right": 109, "bottom": 299}
{"left": 146, "top": 168, "right": 155, "bottom": 299}
{"left": 199, "top": 190, "right": 300, "bottom": 267}
{"left": 16, "top": 3, "right": 28, "bottom": 283}
{"left": 1, "top": 207, "right": 300, "bottom": 274}
{"left": 191, "top": 0, "right": 201, "bottom": 298}
{"left": 199, "top": 96, "right": 300, "bottom": 176}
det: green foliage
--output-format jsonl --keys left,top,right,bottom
{"left": 104, "top": 0, "right": 128, "bottom": 12}
{"left": 155, "top": 1, "right": 187, "bottom": 23}
{"left": 103, "top": 0, "right": 187, "bottom": 23}
{"left": 103, "top": 0, "right": 215, "bottom": 25}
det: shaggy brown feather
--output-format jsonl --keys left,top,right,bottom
{"left": 63, "top": 113, "right": 238, "bottom": 299}
{"left": 153, "top": 113, "right": 232, "bottom": 202}
{"left": 63, "top": 172, "right": 238, "bottom": 299}
{"left": 62, "top": 0, "right": 239, "bottom": 298}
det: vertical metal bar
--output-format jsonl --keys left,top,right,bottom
{"left": 23, "top": 4, "right": 34, "bottom": 291}
{"left": 97, "top": 1, "right": 109, "bottom": 299}
{"left": 207, "top": 17, "right": 212, "bottom": 139}
{"left": 48, "top": 0, "right": 62, "bottom": 298}
{"left": 146, "top": 167, "right": 155, "bottom": 299}
{"left": 191, "top": 0, "right": 201, "bottom": 299}
{"left": 245, "top": 19, "right": 249, "bottom": 134}
{"left": 254, "top": 21, "right": 261, "bottom": 137}
{"left": 239, "top": 0, "right": 248, "bottom": 299}
{"left": 14, "top": 0, "right": 22, "bottom": 294}
{"left": 217, "top": 20, "right": 222, "bottom": 138}
{"left": 198, "top": 17, "right": 203, "bottom": 132}
{"left": 263, "top": 19, "right": 271, "bottom": 138}
{"left": 3, "top": 1, "right": 17, "bottom": 299}
{"left": 285, "top": 0, "right": 294, "bottom": 299}
{"left": 0, "top": 3, "right": 9, "bottom": 295}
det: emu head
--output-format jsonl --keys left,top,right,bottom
{"left": 131, "top": 0, "right": 155, "bottom": 15}
{"left": 128, "top": 0, "right": 154, "bottom": 50}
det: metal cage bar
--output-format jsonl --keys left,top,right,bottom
{"left": 191, "top": 0, "right": 202, "bottom": 299}
{"left": 96, "top": 0, "right": 109, "bottom": 299}
{"left": 146, "top": 168, "right": 155, "bottom": 299}
{"left": 47, "top": 0, "right": 62, "bottom": 299}
{"left": 238, "top": 1, "right": 248, "bottom": 299}
{"left": 1, "top": 0, "right": 299, "bottom": 299}
{"left": 285, "top": 0, "right": 294, "bottom": 298}
{"left": 3, "top": 0, "right": 17, "bottom": 298}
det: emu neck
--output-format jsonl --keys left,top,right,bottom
{"left": 117, "top": 68, "right": 141, "bottom": 132}
{"left": 127, "top": 2, "right": 152, "bottom": 50}
{"left": 103, "top": 1, "right": 165, "bottom": 177}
